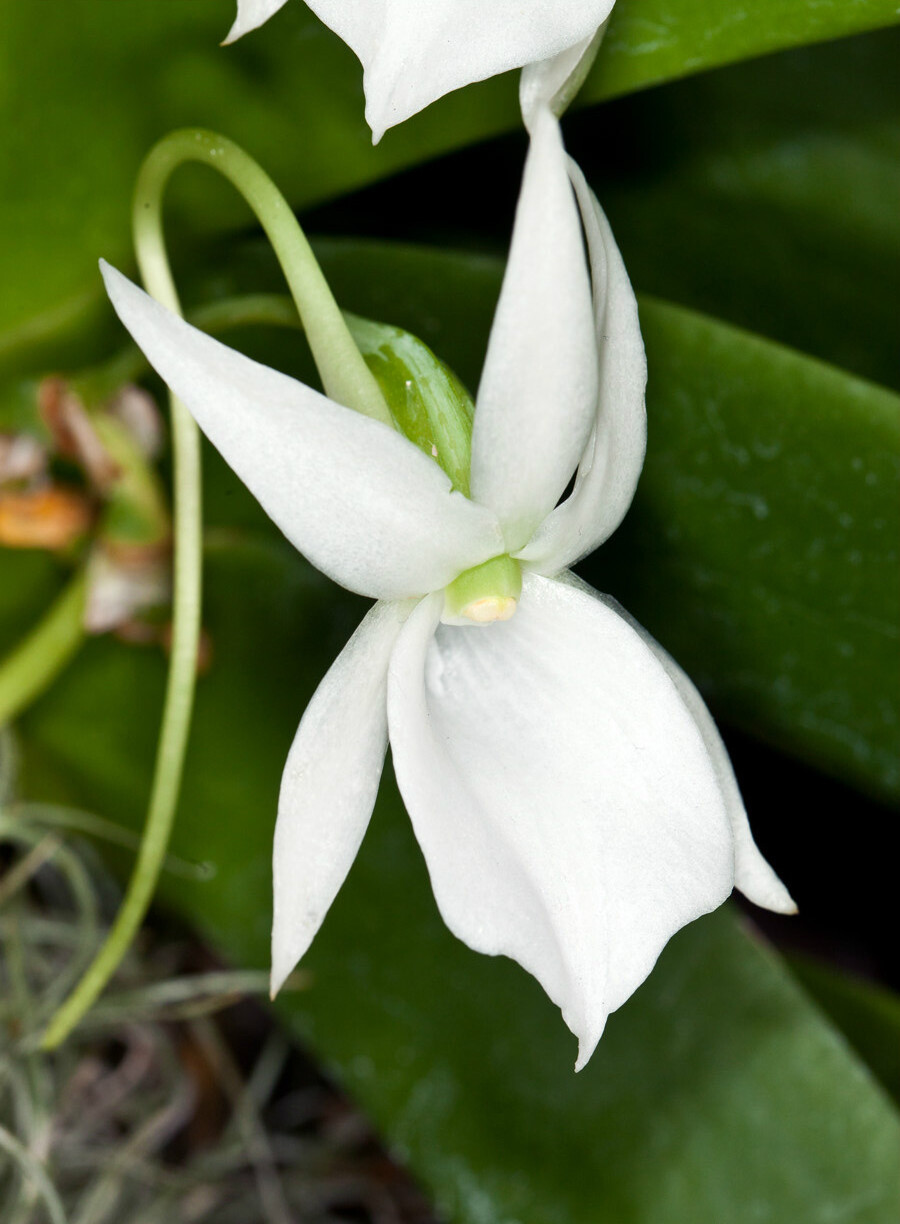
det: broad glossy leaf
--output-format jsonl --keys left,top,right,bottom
{"left": 584, "top": 0, "right": 900, "bottom": 104}
{"left": 790, "top": 957, "right": 900, "bottom": 1107}
{"left": 583, "top": 29, "right": 900, "bottom": 390}
{"left": 2, "top": 0, "right": 899, "bottom": 364}
{"left": 606, "top": 298, "right": 899, "bottom": 800}
{"left": 12, "top": 538, "right": 900, "bottom": 1223}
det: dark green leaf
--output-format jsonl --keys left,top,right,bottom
{"left": 790, "top": 957, "right": 900, "bottom": 1107}
{"left": 603, "top": 297, "right": 900, "bottom": 800}
{"left": 587, "top": 30, "right": 900, "bottom": 389}
{"left": 587, "top": 0, "right": 900, "bottom": 104}
{"left": 0, "top": 553, "right": 67, "bottom": 648}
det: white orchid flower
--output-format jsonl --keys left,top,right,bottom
{"left": 100, "top": 102, "right": 792, "bottom": 1067}
{"left": 224, "top": 0, "right": 616, "bottom": 141}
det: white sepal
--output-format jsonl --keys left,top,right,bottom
{"left": 517, "top": 161, "right": 647, "bottom": 574}
{"left": 223, "top": 0, "right": 289, "bottom": 44}
{"left": 471, "top": 109, "right": 597, "bottom": 554}
{"left": 272, "top": 598, "right": 413, "bottom": 995}
{"left": 387, "top": 573, "right": 735, "bottom": 1069}
{"left": 101, "top": 263, "right": 503, "bottom": 601}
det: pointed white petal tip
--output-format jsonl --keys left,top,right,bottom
{"left": 573, "top": 1021, "right": 606, "bottom": 1073}
{"left": 754, "top": 861, "right": 803, "bottom": 910}
{"left": 222, "top": 0, "right": 289, "bottom": 45}
{"left": 271, "top": 932, "right": 321, "bottom": 998}
{"left": 364, "top": 91, "right": 411, "bottom": 145}
{"left": 756, "top": 880, "right": 798, "bottom": 916}
{"left": 271, "top": 923, "right": 321, "bottom": 999}
{"left": 270, "top": 962, "right": 314, "bottom": 1000}
{"left": 269, "top": 957, "right": 292, "bottom": 1001}
{"left": 573, "top": 1047, "right": 593, "bottom": 1074}
{"left": 755, "top": 863, "right": 797, "bottom": 914}
{"left": 366, "top": 110, "right": 388, "bottom": 147}
{"left": 734, "top": 841, "right": 797, "bottom": 916}
{"left": 221, "top": 13, "right": 256, "bottom": 45}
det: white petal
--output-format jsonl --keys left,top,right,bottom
{"left": 558, "top": 571, "right": 796, "bottom": 913}
{"left": 102, "top": 263, "right": 503, "bottom": 600}
{"left": 272, "top": 598, "right": 411, "bottom": 994}
{"left": 585, "top": 585, "right": 795, "bottom": 914}
{"left": 305, "top": 0, "right": 616, "bottom": 141}
{"left": 517, "top": 160, "right": 647, "bottom": 573}
{"left": 387, "top": 573, "right": 734, "bottom": 1069}
{"left": 470, "top": 109, "right": 598, "bottom": 553}
{"left": 651, "top": 651, "right": 797, "bottom": 913}
{"left": 223, "top": 0, "right": 289, "bottom": 44}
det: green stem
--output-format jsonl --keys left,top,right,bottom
{"left": 188, "top": 293, "right": 301, "bottom": 336}
{"left": 41, "top": 147, "right": 208, "bottom": 1050}
{"left": 132, "top": 129, "right": 391, "bottom": 425}
{"left": 0, "top": 570, "right": 87, "bottom": 727}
